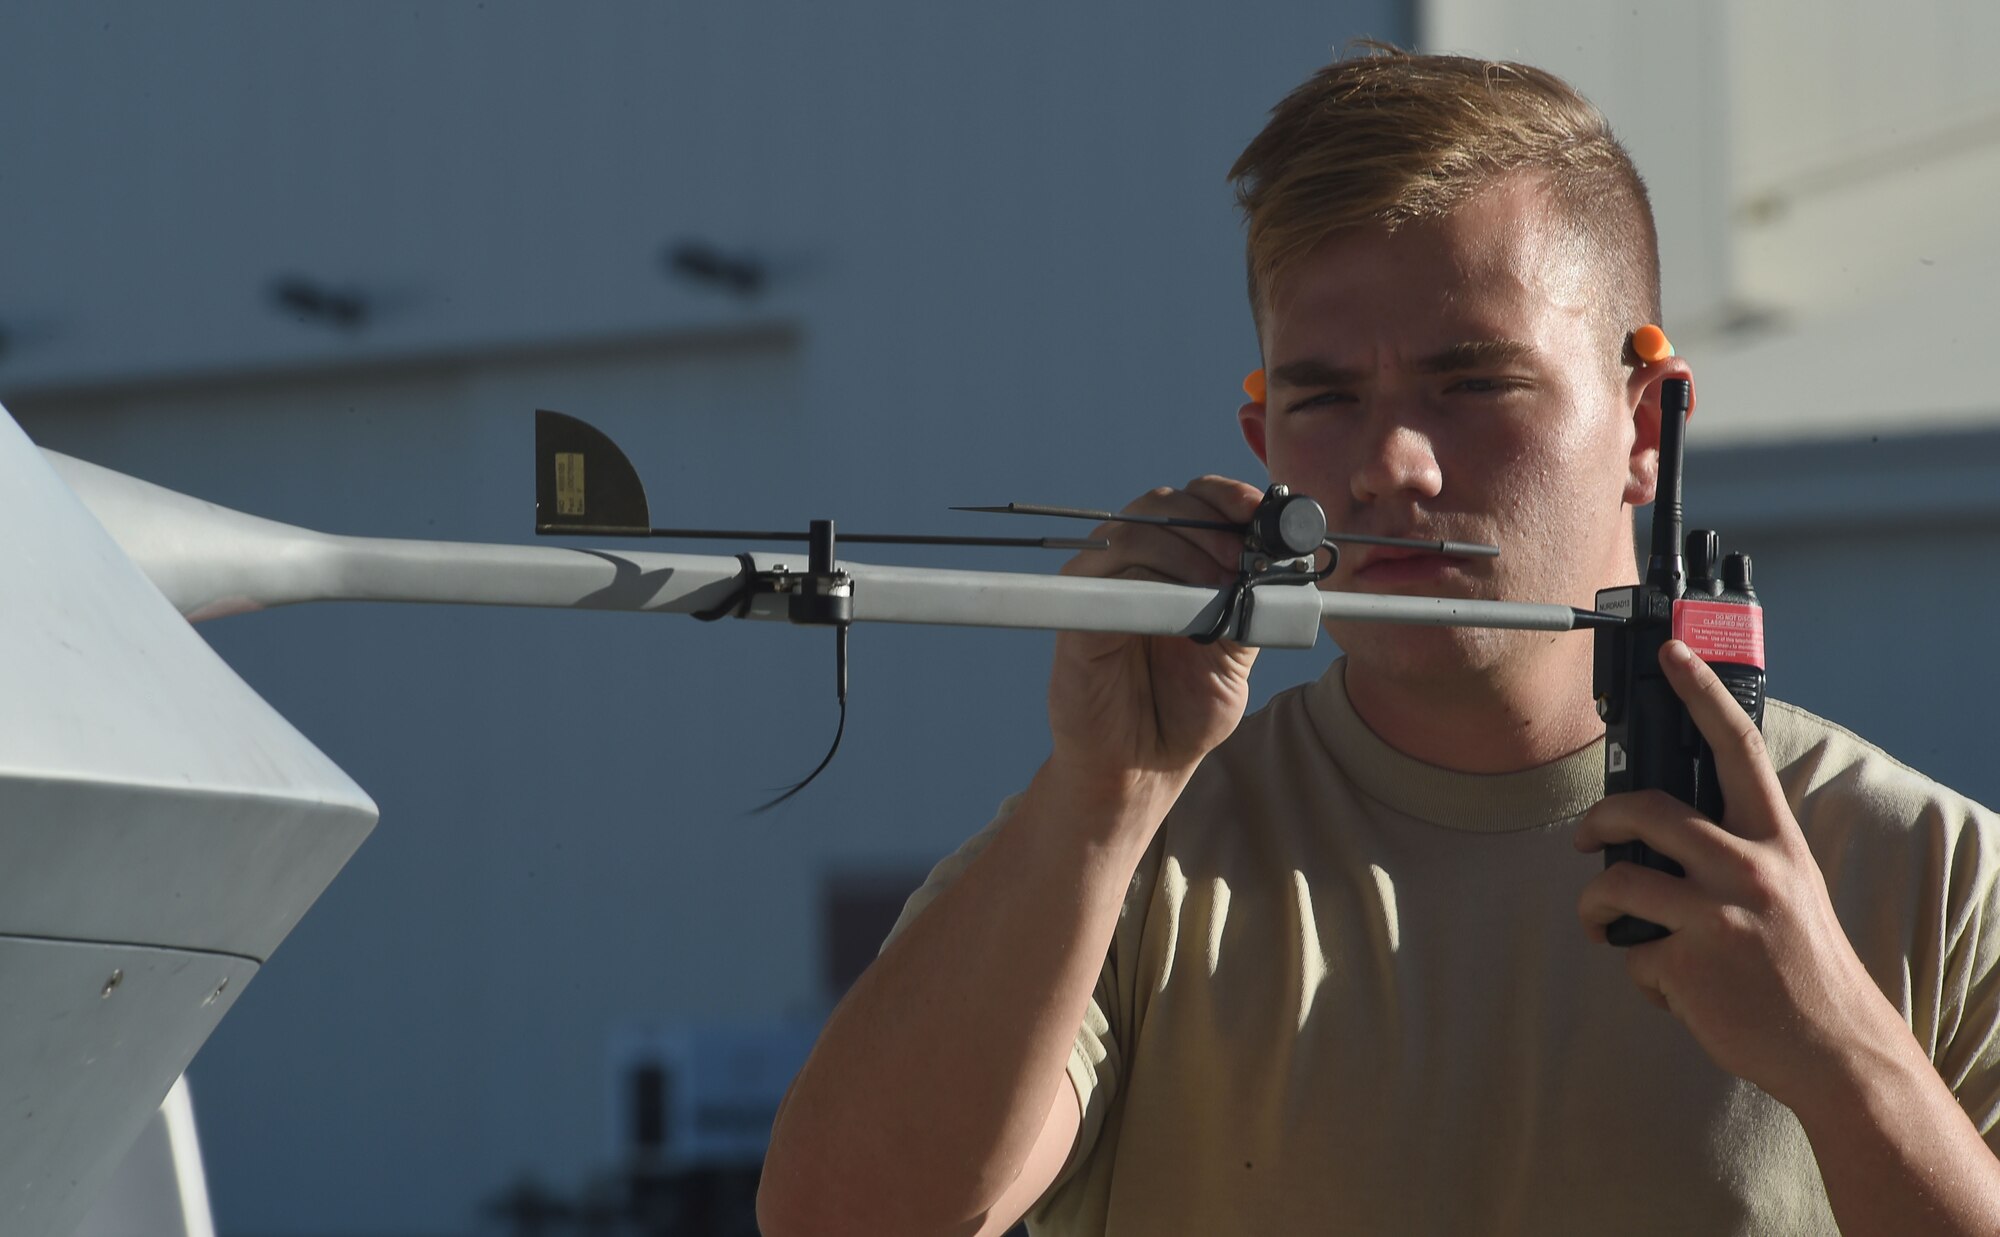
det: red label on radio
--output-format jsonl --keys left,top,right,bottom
{"left": 1673, "top": 600, "right": 1765, "bottom": 669}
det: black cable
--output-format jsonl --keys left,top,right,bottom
{"left": 750, "top": 625, "right": 849, "bottom": 813}
{"left": 1190, "top": 579, "right": 1246, "bottom": 645}
{"left": 691, "top": 554, "right": 759, "bottom": 621}
{"left": 1192, "top": 547, "right": 1336, "bottom": 645}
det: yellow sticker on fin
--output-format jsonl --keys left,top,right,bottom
{"left": 555, "top": 453, "right": 586, "bottom": 516}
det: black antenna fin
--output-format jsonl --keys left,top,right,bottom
{"left": 535, "top": 410, "right": 653, "bottom": 536}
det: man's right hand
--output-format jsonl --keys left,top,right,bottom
{"left": 1047, "top": 476, "right": 1267, "bottom": 794}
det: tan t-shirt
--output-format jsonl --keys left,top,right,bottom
{"left": 892, "top": 660, "right": 2000, "bottom": 1235}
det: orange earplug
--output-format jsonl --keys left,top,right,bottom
{"left": 1243, "top": 368, "right": 1267, "bottom": 403}
{"left": 1630, "top": 324, "right": 1674, "bottom": 364}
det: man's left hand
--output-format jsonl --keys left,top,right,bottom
{"left": 1573, "top": 640, "right": 1905, "bottom": 1108}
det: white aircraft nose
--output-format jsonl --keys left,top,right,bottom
{"left": 0, "top": 402, "right": 376, "bottom": 1236}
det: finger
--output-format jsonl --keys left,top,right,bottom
{"left": 1573, "top": 789, "right": 1756, "bottom": 884}
{"left": 1623, "top": 942, "right": 1674, "bottom": 1011}
{"left": 1658, "top": 641, "right": 1789, "bottom": 841}
{"left": 1061, "top": 516, "right": 1240, "bottom": 587}
{"left": 1182, "top": 474, "right": 1268, "bottom": 524}
{"left": 1063, "top": 485, "right": 1247, "bottom": 580}
{"left": 1577, "top": 859, "right": 1706, "bottom": 938}
{"left": 1146, "top": 479, "right": 1261, "bottom": 569}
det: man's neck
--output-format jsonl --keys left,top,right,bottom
{"left": 1342, "top": 635, "right": 1603, "bottom": 774}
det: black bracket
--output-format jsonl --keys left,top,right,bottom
{"left": 1190, "top": 488, "right": 1333, "bottom": 645}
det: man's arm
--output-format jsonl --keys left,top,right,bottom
{"left": 758, "top": 762, "right": 1172, "bottom": 1237}
{"left": 757, "top": 478, "right": 1265, "bottom": 1237}
{"left": 1576, "top": 641, "right": 2000, "bottom": 1235}
{"left": 1788, "top": 1019, "right": 2000, "bottom": 1237}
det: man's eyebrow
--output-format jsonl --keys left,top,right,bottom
{"left": 1268, "top": 359, "right": 1366, "bottom": 387}
{"left": 1267, "top": 341, "right": 1541, "bottom": 388}
{"left": 1413, "top": 340, "right": 1540, "bottom": 373}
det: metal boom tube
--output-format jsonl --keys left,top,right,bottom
{"left": 47, "top": 448, "right": 1591, "bottom": 648}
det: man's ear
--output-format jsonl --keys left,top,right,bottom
{"left": 1624, "top": 359, "right": 1694, "bottom": 507}
{"left": 1238, "top": 399, "right": 1269, "bottom": 466}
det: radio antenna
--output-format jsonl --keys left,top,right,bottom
{"left": 1646, "top": 379, "right": 1692, "bottom": 597}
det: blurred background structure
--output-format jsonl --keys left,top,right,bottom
{"left": 4, "top": 2, "right": 1996, "bottom": 1233}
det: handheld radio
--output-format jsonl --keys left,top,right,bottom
{"left": 1590, "top": 377, "right": 1767, "bottom": 946}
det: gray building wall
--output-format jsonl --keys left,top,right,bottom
{"left": 2, "top": 4, "right": 1411, "bottom": 1234}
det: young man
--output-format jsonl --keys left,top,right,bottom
{"left": 759, "top": 48, "right": 2000, "bottom": 1236}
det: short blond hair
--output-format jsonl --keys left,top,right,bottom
{"left": 1230, "top": 44, "right": 1660, "bottom": 354}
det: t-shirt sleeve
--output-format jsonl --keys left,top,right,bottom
{"left": 1925, "top": 805, "right": 2000, "bottom": 1151}
{"left": 1777, "top": 705, "right": 2000, "bottom": 1152}
{"left": 881, "top": 794, "right": 1128, "bottom": 1196}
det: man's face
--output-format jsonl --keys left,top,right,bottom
{"left": 1240, "top": 175, "right": 1656, "bottom": 681}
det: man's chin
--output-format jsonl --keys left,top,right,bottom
{"left": 1320, "top": 564, "right": 1542, "bottom": 674}
{"left": 1321, "top": 567, "right": 1489, "bottom": 605}
{"left": 1324, "top": 617, "right": 1521, "bottom": 684}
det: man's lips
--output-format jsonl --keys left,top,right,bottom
{"left": 1350, "top": 544, "right": 1462, "bottom": 585}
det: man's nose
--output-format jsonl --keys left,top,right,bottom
{"left": 1350, "top": 419, "right": 1443, "bottom": 504}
